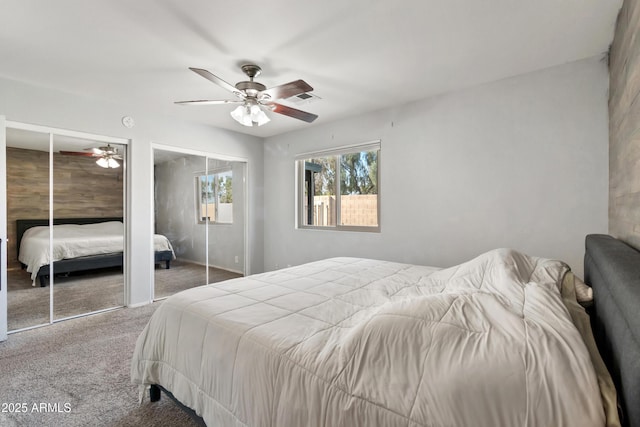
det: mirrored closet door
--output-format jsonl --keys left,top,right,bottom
{"left": 206, "top": 158, "right": 246, "bottom": 283}
{"left": 5, "top": 123, "right": 127, "bottom": 333}
{"left": 153, "top": 151, "right": 207, "bottom": 299}
{"left": 153, "top": 148, "right": 245, "bottom": 300}
{"left": 52, "top": 134, "right": 126, "bottom": 321}
{"left": 6, "top": 128, "right": 51, "bottom": 331}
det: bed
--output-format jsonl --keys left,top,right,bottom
{"left": 131, "top": 245, "right": 627, "bottom": 427}
{"left": 584, "top": 234, "right": 640, "bottom": 427}
{"left": 17, "top": 218, "right": 175, "bottom": 287}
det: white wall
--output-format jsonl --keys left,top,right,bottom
{"left": 263, "top": 56, "right": 610, "bottom": 278}
{"left": 0, "top": 77, "right": 264, "bottom": 306}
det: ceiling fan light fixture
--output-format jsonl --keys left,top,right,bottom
{"left": 230, "top": 102, "right": 270, "bottom": 127}
{"left": 179, "top": 65, "right": 317, "bottom": 125}
{"left": 250, "top": 104, "right": 270, "bottom": 126}
{"left": 96, "top": 157, "right": 120, "bottom": 168}
{"left": 230, "top": 104, "right": 253, "bottom": 126}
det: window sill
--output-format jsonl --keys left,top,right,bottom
{"left": 296, "top": 225, "right": 380, "bottom": 233}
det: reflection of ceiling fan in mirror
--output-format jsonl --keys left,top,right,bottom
{"left": 175, "top": 64, "right": 318, "bottom": 127}
{"left": 60, "top": 144, "right": 123, "bottom": 168}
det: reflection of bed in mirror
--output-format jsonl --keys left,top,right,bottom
{"left": 17, "top": 218, "right": 175, "bottom": 287}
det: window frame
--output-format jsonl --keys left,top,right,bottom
{"left": 296, "top": 140, "right": 380, "bottom": 232}
{"left": 195, "top": 167, "right": 233, "bottom": 225}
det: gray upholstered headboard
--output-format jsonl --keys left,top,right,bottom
{"left": 584, "top": 234, "right": 640, "bottom": 427}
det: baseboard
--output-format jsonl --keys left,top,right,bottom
{"left": 177, "top": 258, "right": 244, "bottom": 276}
{"left": 128, "top": 301, "right": 152, "bottom": 308}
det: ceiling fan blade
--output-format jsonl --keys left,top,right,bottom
{"left": 175, "top": 99, "right": 243, "bottom": 106}
{"left": 261, "top": 80, "right": 313, "bottom": 100}
{"left": 268, "top": 102, "right": 318, "bottom": 123}
{"left": 60, "top": 151, "right": 96, "bottom": 157}
{"left": 112, "top": 155, "right": 124, "bottom": 160}
{"left": 189, "top": 68, "right": 246, "bottom": 99}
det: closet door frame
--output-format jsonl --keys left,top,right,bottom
{"left": 1, "top": 116, "right": 7, "bottom": 341}
{"left": 150, "top": 142, "right": 250, "bottom": 301}
{"left": 1, "top": 119, "right": 130, "bottom": 336}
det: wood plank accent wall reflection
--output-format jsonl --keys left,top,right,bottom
{"left": 609, "top": 0, "right": 640, "bottom": 248}
{"left": 6, "top": 147, "right": 123, "bottom": 269}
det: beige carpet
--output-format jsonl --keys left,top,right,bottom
{"left": 0, "top": 302, "right": 202, "bottom": 427}
{"left": 7, "top": 260, "right": 242, "bottom": 332}
{"left": 7, "top": 267, "right": 125, "bottom": 332}
{"left": 154, "top": 260, "right": 242, "bottom": 299}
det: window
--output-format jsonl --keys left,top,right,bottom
{"left": 297, "top": 141, "right": 380, "bottom": 231}
{"left": 196, "top": 169, "right": 233, "bottom": 224}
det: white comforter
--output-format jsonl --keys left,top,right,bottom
{"left": 19, "top": 221, "right": 175, "bottom": 280}
{"left": 131, "top": 249, "right": 605, "bottom": 427}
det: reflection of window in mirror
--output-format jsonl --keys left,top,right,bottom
{"left": 195, "top": 168, "right": 233, "bottom": 224}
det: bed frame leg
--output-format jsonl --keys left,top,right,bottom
{"left": 150, "top": 385, "right": 161, "bottom": 402}
{"left": 165, "top": 260, "right": 170, "bottom": 269}
{"left": 39, "top": 275, "right": 47, "bottom": 287}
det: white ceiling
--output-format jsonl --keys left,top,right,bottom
{"left": 0, "top": 0, "right": 622, "bottom": 138}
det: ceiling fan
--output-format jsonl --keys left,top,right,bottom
{"left": 175, "top": 64, "right": 318, "bottom": 127}
{"left": 59, "top": 144, "right": 123, "bottom": 168}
